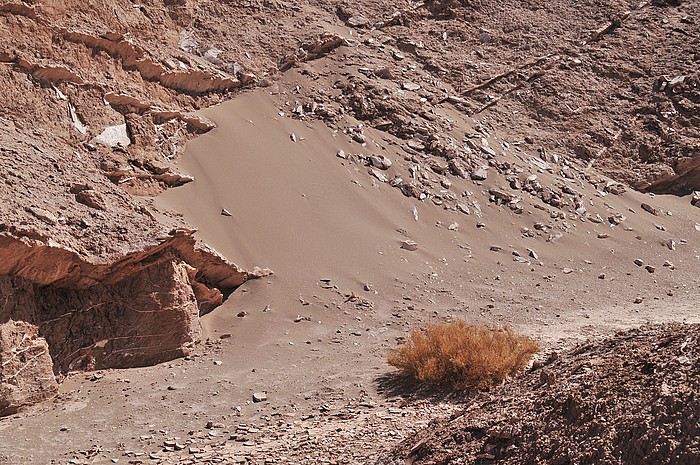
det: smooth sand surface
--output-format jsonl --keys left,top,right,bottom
{"left": 157, "top": 90, "right": 449, "bottom": 343}
{"left": 157, "top": 87, "right": 700, "bottom": 348}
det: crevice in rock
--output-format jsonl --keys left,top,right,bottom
{"left": 60, "top": 30, "right": 240, "bottom": 95}
{"left": 2, "top": 5, "right": 241, "bottom": 96}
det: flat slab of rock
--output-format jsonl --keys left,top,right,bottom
{"left": 401, "top": 82, "right": 421, "bottom": 91}
{"left": 93, "top": 124, "right": 131, "bottom": 148}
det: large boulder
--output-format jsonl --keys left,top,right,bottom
{"left": 0, "top": 320, "right": 58, "bottom": 417}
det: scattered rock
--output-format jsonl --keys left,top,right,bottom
{"left": 370, "top": 168, "right": 388, "bottom": 182}
{"left": 547, "top": 233, "right": 563, "bottom": 243}
{"left": 353, "top": 133, "right": 367, "bottom": 144}
{"left": 375, "top": 67, "right": 394, "bottom": 79}
{"left": 26, "top": 206, "right": 58, "bottom": 225}
{"left": 691, "top": 192, "right": 700, "bottom": 207}
{"left": 470, "top": 166, "right": 488, "bottom": 181}
{"left": 449, "top": 159, "right": 469, "bottom": 178}
{"left": 370, "top": 155, "right": 392, "bottom": 170}
{"left": 346, "top": 16, "right": 370, "bottom": 28}
{"left": 401, "top": 240, "right": 418, "bottom": 251}
{"left": 634, "top": 258, "right": 644, "bottom": 266}
{"left": 75, "top": 190, "right": 107, "bottom": 210}
{"left": 252, "top": 392, "right": 267, "bottom": 403}
{"left": 641, "top": 203, "right": 659, "bottom": 216}
{"left": 604, "top": 183, "right": 626, "bottom": 195}
{"left": 221, "top": 208, "right": 232, "bottom": 217}
{"left": 645, "top": 265, "right": 656, "bottom": 273}
{"left": 489, "top": 245, "right": 502, "bottom": 252}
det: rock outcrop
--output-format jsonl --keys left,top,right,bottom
{"left": 0, "top": 229, "right": 260, "bottom": 415}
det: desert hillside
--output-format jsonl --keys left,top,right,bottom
{"left": 0, "top": 1, "right": 698, "bottom": 464}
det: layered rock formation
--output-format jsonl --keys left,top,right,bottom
{"left": 0, "top": 228, "right": 265, "bottom": 416}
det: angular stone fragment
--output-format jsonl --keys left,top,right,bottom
{"left": 26, "top": 207, "right": 58, "bottom": 225}
{"left": 346, "top": 16, "right": 369, "bottom": 27}
{"left": 370, "top": 169, "right": 388, "bottom": 182}
{"left": 370, "top": 155, "right": 392, "bottom": 170}
{"left": 641, "top": 203, "right": 659, "bottom": 216}
{"left": 76, "top": 189, "right": 107, "bottom": 210}
{"left": 401, "top": 240, "right": 418, "bottom": 251}
{"left": 471, "top": 166, "right": 488, "bottom": 181}
{"left": 449, "top": 159, "right": 468, "bottom": 178}
{"left": 93, "top": 124, "right": 131, "bottom": 148}
{"left": 691, "top": 192, "right": 700, "bottom": 207}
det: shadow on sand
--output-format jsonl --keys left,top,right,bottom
{"left": 373, "top": 370, "right": 478, "bottom": 404}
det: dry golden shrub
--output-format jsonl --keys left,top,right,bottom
{"left": 387, "top": 321, "right": 539, "bottom": 389}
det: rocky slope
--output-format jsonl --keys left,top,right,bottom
{"left": 371, "top": 323, "right": 700, "bottom": 465}
{"left": 0, "top": 0, "right": 698, "bottom": 447}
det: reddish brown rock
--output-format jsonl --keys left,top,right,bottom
{"left": 0, "top": 320, "right": 58, "bottom": 417}
{"left": 0, "top": 230, "right": 257, "bottom": 415}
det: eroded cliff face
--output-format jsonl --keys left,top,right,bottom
{"left": 0, "top": 0, "right": 268, "bottom": 415}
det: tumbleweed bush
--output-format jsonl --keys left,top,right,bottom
{"left": 388, "top": 321, "right": 539, "bottom": 388}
